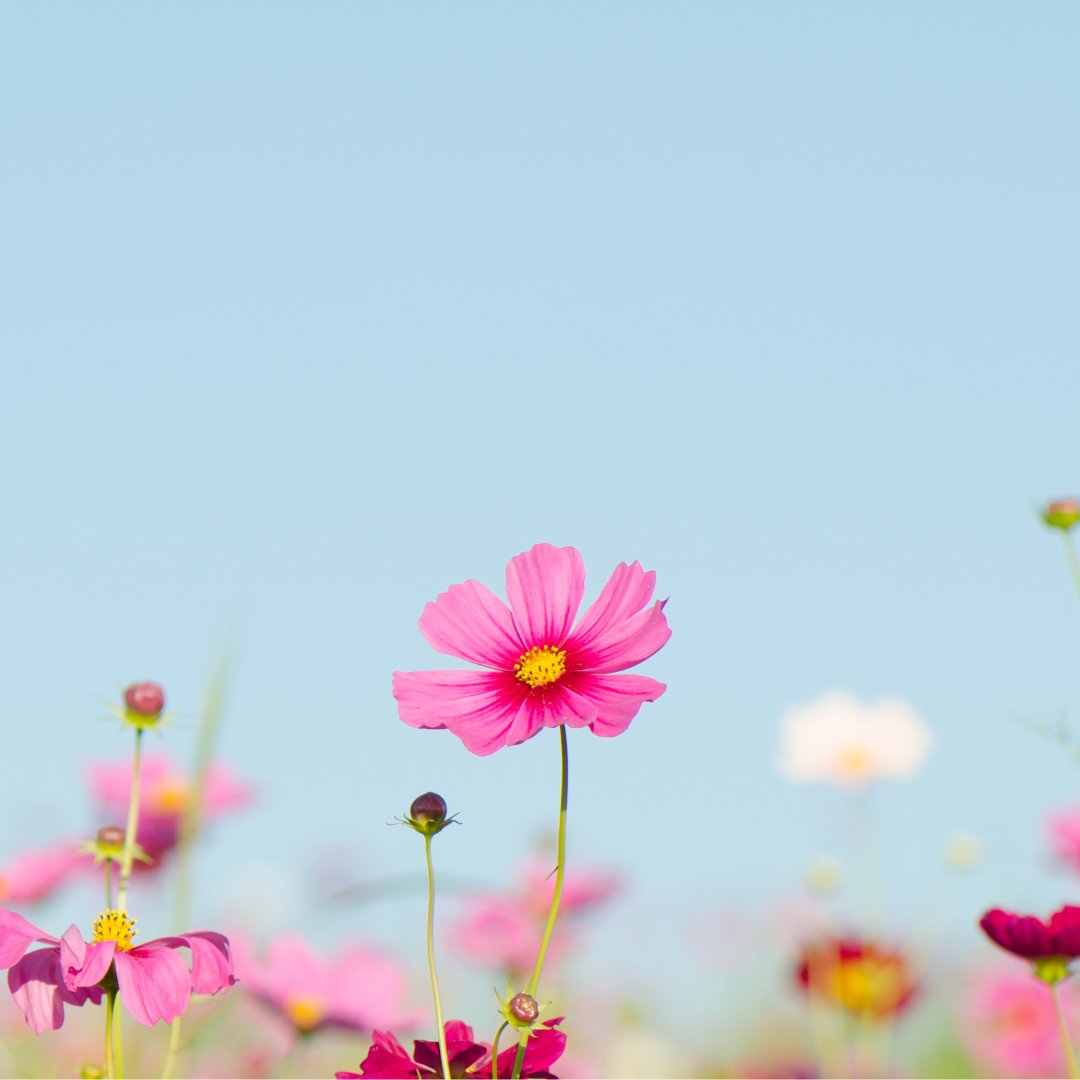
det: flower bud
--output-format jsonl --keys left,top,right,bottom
{"left": 1042, "top": 499, "right": 1080, "bottom": 531}
{"left": 508, "top": 992, "right": 540, "bottom": 1025}
{"left": 96, "top": 826, "right": 125, "bottom": 848}
{"left": 124, "top": 681, "right": 165, "bottom": 717}
{"left": 410, "top": 792, "right": 447, "bottom": 826}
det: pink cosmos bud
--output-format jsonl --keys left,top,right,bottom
{"left": 124, "top": 681, "right": 165, "bottom": 717}
{"left": 508, "top": 992, "right": 540, "bottom": 1024}
{"left": 96, "top": 826, "right": 125, "bottom": 847}
{"left": 1043, "top": 499, "right": 1080, "bottom": 531}
{"left": 410, "top": 792, "right": 447, "bottom": 826}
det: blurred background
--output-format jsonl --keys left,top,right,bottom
{"left": 1, "top": 2, "right": 1079, "bottom": 1075}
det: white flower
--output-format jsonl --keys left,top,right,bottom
{"left": 777, "top": 691, "right": 932, "bottom": 788}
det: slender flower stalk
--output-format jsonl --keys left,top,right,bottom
{"left": 116, "top": 729, "right": 143, "bottom": 914}
{"left": 1052, "top": 981, "right": 1080, "bottom": 1079}
{"left": 105, "top": 990, "right": 116, "bottom": 1080}
{"left": 512, "top": 725, "right": 569, "bottom": 1080}
{"left": 491, "top": 1021, "right": 509, "bottom": 1080}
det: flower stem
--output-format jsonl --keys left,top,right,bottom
{"left": 116, "top": 727, "right": 143, "bottom": 913}
{"left": 1064, "top": 533, "right": 1080, "bottom": 607}
{"left": 1052, "top": 981, "right": 1079, "bottom": 1079}
{"left": 424, "top": 833, "right": 451, "bottom": 1080}
{"left": 114, "top": 997, "right": 125, "bottom": 1080}
{"left": 491, "top": 1021, "right": 508, "bottom": 1080}
{"left": 104, "top": 859, "right": 113, "bottom": 910}
{"left": 513, "top": 724, "right": 570, "bottom": 1080}
{"left": 161, "top": 1017, "right": 182, "bottom": 1080}
{"left": 105, "top": 989, "right": 116, "bottom": 1080}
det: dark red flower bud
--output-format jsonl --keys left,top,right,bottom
{"left": 508, "top": 992, "right": 540, "bottom": 1024}
{"left": 96, "top": 826, "right": 125, "bottom": 847}
{"left": 124, "top": 682, "right": 165, "bottom": 717}
{"left": 1043, "top": 499, "right": 1080, "bottom": 531}
{"left": 410, "top": 792, "right": 447, "bottom": 826}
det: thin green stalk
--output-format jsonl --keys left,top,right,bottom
{"left": 104, "top": 860, "right": 113, "bottom": 910}
{"left": 105, "top": 990, "right": 116, "bottom": 1080}
{"left": 1052, "top": 981, "right": 1079, "bottom": 1080}
{"left": 491, "top": 1021, "right": 508, "bottom": 1080}
{"left": 116, "top": 728, "right": 143, "bottom": 913}
{"left": 513, "top": 725, "right": 569, "bottom": 1080}
{"left": 115, "top": 998, "right": 125, "bottom": 1080}
{"left": 161, "top": 1017, "right": 182, "bottom": 1080}
{"left": 424, "top": 834, "right": 450, "bottom": 1080}
{"left": 1064, "top": 534, "right": 1080, "bottom": 607}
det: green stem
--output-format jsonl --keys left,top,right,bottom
{"left": 424, "top": 834, "right": 450, "bottom": 1080}
{"left": 104, "top": 860, "right": 113, "bottom": 910}
{"left": 105, "top": 990, "right": 116, "bottom": 1080}
{"left": 161, "top": 1016, "right": 182, "bottom": 1080}
{"left": 115, "top": 997, "right": 125, "bottom": 1080}
{"left": 491, "top": 1021, "right": 508, "bottom": 1080}
{"left": 1064, "top": 534, "right": 1080, "bottom": 607}
{"left": 1053, "top": 981, "right": 1079, "bottom": 1079}
{"left": 513, "top": 725, "right": 569, "bottom": 1080}
{"left": 116, "top": 728, "right": 143, "bottom": 913}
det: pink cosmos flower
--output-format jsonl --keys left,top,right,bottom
{"left": 87, "top": 753, "right": 253, "bottom": 869}
{"left": 231, "top": 932, "right": 422, "bottom": 1035}
{"left": 961, "top": 967, "right": 1080, "bottom": 1077}
{"left": 393, "top": 544, "right": 670, "bottom": 755}
{"left": 336, "top": 1017, "right": 566, "bottom": 1079}
{"left": 0, "top": 907, "right": 233, "bottom": 1032}
{"left": 1047, "top": 804, "right": 1080, "bottom": 873}
{"left": 0, "top": 843, "right": 85, "bottom": 906}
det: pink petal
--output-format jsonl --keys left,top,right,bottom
{"left": 176, "top": 932, "right": 234, "bottom": 996}
{"left": 418, "top": 579, "right": 523, "bottom": 668}
{"left": 393, "top": 668, "right": 525, "bottom": 739}
{"left": 566, "top": 562, "right": 671, "bottom": 673}
{"left": 0, "top": 843, "right": 83, "bottom": 904}
{"left": 115, "top": 946, "right": 191, "bottom": 1027}
{"left": 59, "top": 925, "right": 115, "bottom": 991}
{"left": 0, "top": 908, "right": 58, "bottom": 969}
{"left": 560, "top": 672, "right": 667, "bottom": 737}
{"left": 327, "top": 943, "right": 419, "bottom": 1029}
{"left": 7, "top": 947, "right": 101, "bottom": 1034}
{"left": 505, "top": 545, "right": 585, "bottom": 648}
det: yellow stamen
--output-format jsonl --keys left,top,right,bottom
{"left": 92, "top": 909, "right": 137, "bottom": 952}
{"left": 284, "top": 996, "right": 325, "bottom": 1032}
{"left": 514, "top": 645, "right": 567, "bottom": 689}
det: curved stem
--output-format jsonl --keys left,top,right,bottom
{"left": 105, "top": 990, "right": 116, "bottom": 1080}
{"left": 424, "top": 834, "right": 450, "bottom": 1080}
{"left": 161, "top": 1016, "right": 182, "bottom": 1080}
{"left": 1053, "top": 981, "right": 1079, "bottom": 1079}
{"left": 491, "top": 1021, "right": 509, "bottom": 1080}
{"left": 116, "top": 728, "right": 143, "bottom": 913}
{"left": 513, "top": 725, "right": 569, "bottom": 1080}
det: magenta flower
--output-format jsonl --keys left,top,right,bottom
{"left": 336, "top": 1018, "right": 566, "bottom": 1079}
{"left": 0, "top": 842, "right": 84, "bottom": 906}
{"left": 980, "top": 907, "right": 1080, "bottom": 963}
{"left": 393, "top": 544, "right": 670, "bottom": 755}
{"left": 231, "top": 932, "right": 422, "bottom": 1035}
{"left": 0, "top": 907, "right": 233, "bottom": 1032}
{"left": 87, "top": 752, "right": 253, "bottom": 869}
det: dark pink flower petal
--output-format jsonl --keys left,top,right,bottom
{"left": 147, "top": 932, "right": 234, "bottom": 996}
{"left": 491, "top": 1017, "right": 566, "bottom": 1078}
{"left": 59, "top": 924, "right": 114, "bottom": 991}
{"left": 560, "top": 672, "right": 667, "bottom": 737}
{"left": 0, "top": 909, "right": 58, "bottom": 969}
{"left": 505, "top": 545, "right": 585, "bottom": 648}
{"left": 394, "top": 669, "right": 525, "bottom": 740}
{"left": 418, "top": 580, "right": 524, "bottom": 668}
{"left": 1050, "top": 906, "right": 1080, "bottom": 955}
{"left": 7, "top": 947, "right": 101, "bottom": 1034}
{"left": 114, "top": 945, "right": 191, "bottom": 1027}
{"left": 413, "top": 1019, "right": 487, "bottom": 1075}
{"left": 981, "top": 910, "right": 1056, "bottom": 959}
{"left": 565, "top": 562, "right": 671, "bottom": 673}
{"left": 354, "top": 1028, "right": 435, "bottom": 1078}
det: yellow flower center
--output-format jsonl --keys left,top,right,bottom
{"left": 92, "top": 910, "right": 137, "bottom": 952}
{"left": 285, "top": 996, "right": 325, "bottom": 1032}
{"left": 831, "top": 957, "right": 904, "bottom": 1013}
{"left": 838, "top": 747, "right": 875, "bottom": 778}
{"left": 148, "top": 780, "right": 190, "bottom": 816}
{"left": 514, "top": 645, "right": 567, "bottom": 689}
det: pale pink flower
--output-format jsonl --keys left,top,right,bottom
{"left": 231, "top": 932, "right": 422, "bottom": 1035}
{"left": 516, "top": 858, "right": 619, "bottom": 918}
{"left": 960, "top": 966, "right": 1080, "bottom": 1077}
{"left": 1047, "top": 804, "right": 1080, "bottom": 873}
{"left": 0, "top": 907, "right": 233, "bottom": 1033}
{"left": 87, "top": 753, "right": 253, "bottom": 868}
{"left": 393, "top": 544, "right": 670, "bottom": 755}
{"left": 0, "top": 843, "right": 84, "bottom": 906}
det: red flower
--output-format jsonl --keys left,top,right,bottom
{"left": 980, "top": 906, "right": 1080, "bottom": 963}
{"left": 795, "top": 937, "right": 916, "bottom": 1017}
{"left": 336, "top": 1018, "right": 566, "bottom": 1079}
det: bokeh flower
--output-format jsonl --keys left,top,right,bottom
{"left": 231, "top": 932, "right": 421, "bottom": 1036}
{"left": 87, "top": 752, "right": 253, "bottom": 869}
{"left": 0, "top": 843, "right": 85, "bottom": 906}
{"left": 336, "top": 1017, "right": 566, "bottom": 1079}
{"left": 777, "top": 692, "right": 932, "bottom": 788}
{"left": 0, "top": 907, "right": 233, "bottom": 1032}
{"left": 1047, "top": 804, "right": 1080, "bottom": 873}
{"left": 393, "top": 544, "right": 670, "bottom": 755}
{"left": 795, "top": 937, "right": 916, "bottom": 1017}
{"left": 961, "top": 967, "right": 1080, "bottom": 1078}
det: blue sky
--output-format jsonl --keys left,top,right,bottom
{"left": 1, "top": 0, "right": 1080, "bottom": 1029}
